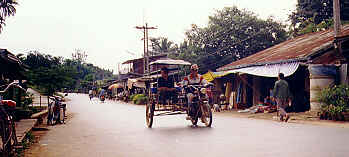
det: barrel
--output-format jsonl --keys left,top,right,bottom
{"left": 308, "top": 64, "right": 337, "bottom": 112}
{"left": 150, "top": 87, "right": 157, "bottom": 94}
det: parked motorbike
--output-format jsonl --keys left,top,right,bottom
{"left": 47, "top": 96, "right": 66, "bottom": 125}
{"left": 100, "top": 95, "right": 105, "bottom": 103}
{"left": 218, "top": 94, "right": 228, "bottom": 110}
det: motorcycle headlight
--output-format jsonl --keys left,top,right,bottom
{"left": 200, "top": 88, "right": 207, "bottom": 94}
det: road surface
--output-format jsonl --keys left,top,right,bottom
{"left": 25, "top": 94, "right": 349, "bottom": 157}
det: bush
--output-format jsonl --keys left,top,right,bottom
{"left": 318, "top": 85, "right": 349, "bottom": 120}
{"left": 318, "top": 84, "right": 349, "bottom": 107}
{"left": 22, "top": 93, "right": 34, "bottom": 107}
{"left": 130, "top": 94, "right": 136, "bottom": 101}
{"left": 131, "top": 94, "right": 148, "bottom": 105}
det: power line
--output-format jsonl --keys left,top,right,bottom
{"left": 200, "top": 29, "right": 268, "bottom": 57}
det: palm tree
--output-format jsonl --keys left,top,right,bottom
{"left": 150, "top": 37, "right": 177, "bottom": 55}
{"left": 0, "top": 0, "right": 18, "bottom": 33}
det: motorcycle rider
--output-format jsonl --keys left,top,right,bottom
{"left": 182, "top": 64, "right": 208, "bottom": 120}
{"left": 99, "top": 88, "right": 106, "bottom": 102}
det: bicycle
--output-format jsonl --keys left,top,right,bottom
{"left": 0, "top": 82, "right": 26, "bottom": 156}
{"left": 47, "top": 97, "right": 55, "bottom": 125}
{"left": 47, "top": 96, "right": 67, "bottom": 125}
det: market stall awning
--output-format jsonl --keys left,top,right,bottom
{"left": 149, "top": 59, "right": 191, "bottom": 65}
{"left": 225, "top": 62, "right": 300, "bottom": 77}
{"left": 108, "top": 83, "right": 123, "bottom": 90}
{"left": 202, "top": 71, "right": 229, "bottom": 82}
{"left": 127, "top": 78, "right": 146, "bottom": 89}
{"left": 134, "top": 81, "right": 146, "bottom": 88}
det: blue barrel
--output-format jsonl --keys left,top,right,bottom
{"left": 151, "top": 87, "right": 157, "bottom": 94}
{"left": 308, "top": 64, "right": 337, "bottom": 111}
{"left": 175, "top": 87, "right": 182, "bottom": 92}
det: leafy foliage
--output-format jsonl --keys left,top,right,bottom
{"left": 149, "top": 37, "right": 178, "bottom": 55}
{"left": 170, "top": 6, "right": 288, "bottom": 73}
{"left": 288, "top": 0, "right": 349, "bottom": 37}
{"left": 0, "top": 0, "right": 18, "bottom": 33}
{"left": 131, "top": 94, "right": 148, "bottom": 105}
{"left": 318, "top": 84, "right": 349, "bottom": 108}
{"left": 318, "top": 85, "right": 349, "bottom": 120}
{"left": 19, "top": 51, "right": 115, "bottom": 95}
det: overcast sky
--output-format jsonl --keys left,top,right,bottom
{"left": 0, "top": 0, "right": 297, "bottom": 73}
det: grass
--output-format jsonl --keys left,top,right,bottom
{"left": 14, "top": 131, "right": 35, "bottom": 157}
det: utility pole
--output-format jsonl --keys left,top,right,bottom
{"left": 135, "top": 23, "right": 157, "bottom": 75}
{"left": 333, "top": 0, "right": 347, "bottom": 84}
{"left": 333, "top": 0, "right": 342, "bottom": 54}
{"left": 333, "top": 0, "right": 341, "bottom": 38}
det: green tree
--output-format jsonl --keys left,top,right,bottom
{"left": 20, "top": 51, "right": 115, "bottom": 95}
{"left": 150, "top": 37, "right": 178, "bottom": 55}
{"left": 0, "top": 0, "right": 18, "bottom": 33}
{"left": 172, "top": 6, "right": 288, "bottom": 73}
{"left": 72, "top": 49, "right": 88, "bottom": 63}
{"left": 289, "top": 0, "right": 349, "bottom": 37}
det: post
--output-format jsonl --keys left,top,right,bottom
{"left": 144, "top": 24, "right": 147, "bottom": 74}
{"left": 333, "top": 0, "right": 341, "bottom": 37}
{"left": 333, "top": 0, "right": 342, "bottom": 53}
{"left": 40, "top": 95, "right": 41, "bottom": 108}
{"left": 135, "top": 23, "right": 157, "bottom": 75}
{"left": 146, "top": 23, "right": 149, "bottom": 74}
{"left": 17, "top": 80, "right": 22, "bottom": 107}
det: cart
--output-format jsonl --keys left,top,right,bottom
{"left": 145, "top": 59, "right": 213, "bottom": 128}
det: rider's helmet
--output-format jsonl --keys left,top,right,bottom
{"left": 190, "top": 64, "right": 199, "bottom": 71}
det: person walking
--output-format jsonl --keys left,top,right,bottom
{"left": 273, "top": 73, "right": 292, "bottom": 122}
{"left": 89, "top": 89, "right": 93, "bottom": 100}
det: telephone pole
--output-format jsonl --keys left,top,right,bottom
{"left": 333, "top": 0, "right": 342, "bottom": 54}
{"left": 333, "top": 0, "right": 341, "bottom": 38}
{"left": 135, "top": 23, "right": 157, "bottom": 75}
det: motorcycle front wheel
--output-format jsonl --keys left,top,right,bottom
{"left": 187, "top": 104, "right": 198, "bottom": 126}
{"left": 146, "top": 102, "right": 155, "bottom": 128}
{"left": 191, "top": 115, "right": 198, "bottom": 126}
{"left": 200, "top": 103, "right": 212, "bottom": 127}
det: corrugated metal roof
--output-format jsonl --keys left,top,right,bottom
{"left": 0, "top": 49, "right": 21, "bottom": 64}
{"left": 217, "top": 25, "right": 349, "bottom": 71}
{"left": 122, "top": 54, "right": 167, "bottom": 64}
{"left": 0, "top": 49, "right": 27, "bottom": 79}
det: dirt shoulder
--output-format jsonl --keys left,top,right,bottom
{"left": 216, "top": 110, "right": 349, "bottom": 129}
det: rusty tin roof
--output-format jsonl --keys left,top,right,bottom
{"left": 217, "top": 25, "right": 349, "bottom": 71}
{"left": 122, "top": 54, "right": 167, "bottom": 64}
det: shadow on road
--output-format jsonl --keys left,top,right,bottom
{"left": 146, "top": 125, "right": 213, "bottom": 134}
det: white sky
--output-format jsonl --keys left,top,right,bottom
{"left": 0, "top": 0, "right": 297, "bottom": 74}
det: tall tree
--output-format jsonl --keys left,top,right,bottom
{"left": 72, "top": 49, "right": 88, "bottom": 63}
{"left": 0, "top": 0, "right": 18, "bottom": 33}
{"left": 172, "top": 6, "right": 287, "bottom": 73}
{"left": 149, "top": 37, "right": 178, "bottom": 55}
{"left": 20, "top": 51, "right": 115, "bottom": 95}
{"left": 289, "top": 0, "right": 349, "bottom": 37}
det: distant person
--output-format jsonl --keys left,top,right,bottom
{"left": 264, "top": 88, "right": 276, "bottom": 106}
{"left": 89, "top": 89, "right": 93, "bottom": 100}
{"left": 99, "top": 88, "right": 106, "bottom": 99}
{"left": 273, "top": 73, "right": 292, "bottom": 122}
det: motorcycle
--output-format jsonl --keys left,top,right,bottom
{"left": 48, "top": 96, "right": 66, "bottom": 125}
{"left": 184, "top": 84, "right": 213, "bottom": 127}
{"left": 100, "top": 94, "right": 105, "bottom": 103}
